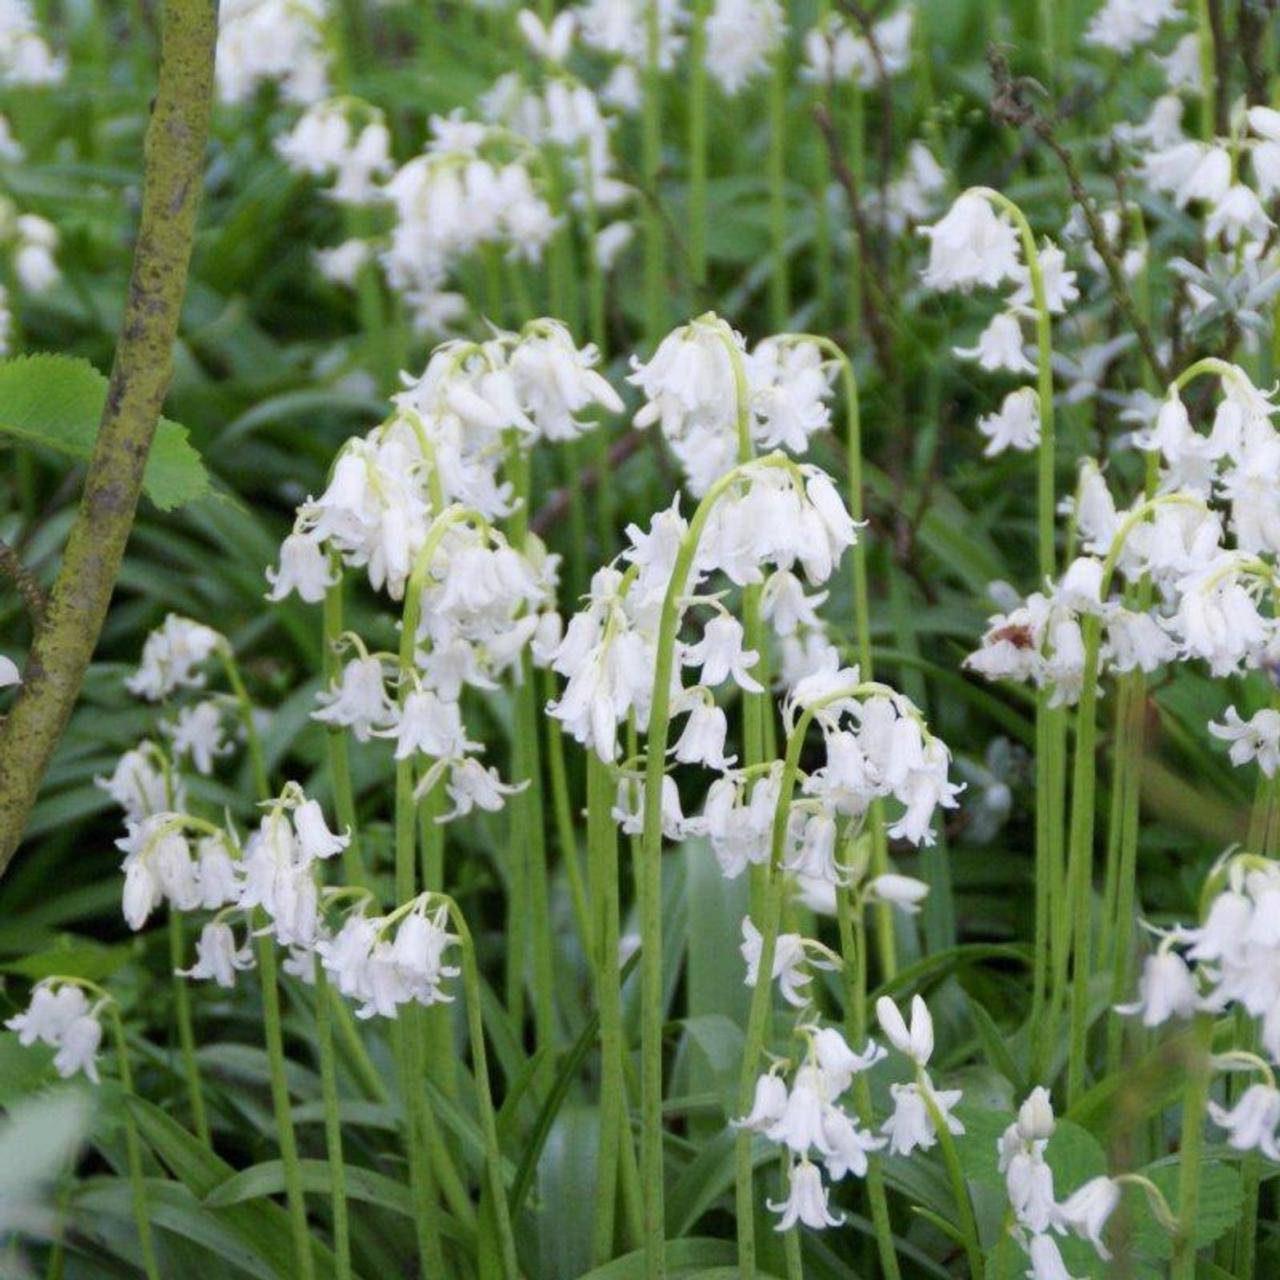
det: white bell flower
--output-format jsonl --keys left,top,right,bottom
{"left": 954, "top": 312, "right": 1035, "bottom": 374}
{"left": 166, "top": 700, "right": 230, "bottom": 776}
{"left": 1024, "top": 1233, "right": 1083, "bottom": 1280}
{"left": 820, "top": 1104, "right": 885, "bottom": 1179}
{"left": 767, "top": 1159, "right": 843, "bottom": 1230}
{"left": 126, "top": 615, "right": 223, "bottom": 702}
{"left": 1116, "top": 949, "right": 1199, "bottom": 1026}
{"left": 672, "top": 698, "right": 736, "bottom": 770}
{"left": 880, "top": 1077, "right": 964, "bottom": 1155}
{"left": 52, "top": 1013, "right": 103, "bottom": 1084}
{"left": 920, "top": 193, "right": 1022, "bottom": 293}
{"left": 1055, "top": 1175, "right": 1121, "bottom": 1259}
{"left": 683, "top": 615, "right": 762, "bottom": 692}
{"left": 312, "top": 656, "right": 396, "bottom": 742}
{"left": 1209, "top": 706, "right": 1280, "bottom": 776}
{"left": 704, "top": 0, "right": 786, "bottom": 95}
{"left": 741, "top": 916, "right": 813, "bottom": 1008}
{"left": 177, "top": 921, "right": 256, "bottom": 989}
{"left": 811, "top": 1026, "right": 886, "bottom": 1095}
{"left": 865, "top": 874, "right": 930, "bottom": 914}
{"left": 293, "top": 798, "right": 349, "bottom": 862}
{"left": 266, "top": 530, "right": 338, "bottom": 603}
{"left": 1208, "top": 1084, "right": 1280, "bottom": 1160}
{"left": 876, "top": 994, "right": 935, "bottom": 1064}
{"left": 977, "top": 387, "right": 1041, "bottom": 457}
{"left": 5, "top": 981, "right": 89, "bottom": 1047}
{"left": 736, "top": 1072, "right": 789, "bottom": 1131}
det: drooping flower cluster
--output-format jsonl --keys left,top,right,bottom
{"left": 800, "top": 6, "right": 913, "bottom": 89}
{"left": 997, "top": 1087, "right": 1124, "bottom": 1272}
{"left": 124, "top": 614, "right": 224, "bottom": 703}
{"left": 381, "top": 123, "right": 558, "bottom": 333}
{"left": 736, "top": 1025, "right": 885, "bottom": 1229}
{"left": 5, "top": 981, "right": 103, "bottom": 1083}
{"left": 0, "top": 0, "right": 65, "bottom": 86}
{"left": 629, "top": 314, "right": 838, "bottom": 494}
{"left": 215, "top": 0, "right": 330, "bottom": 106}
{"left": 276, "top": 99, "right": 392, "bottom": 205}
{"left": 317, "top": 895, "right": 460, "bottom": 1020}
{"left": 547, "top": 455, "right": 858, "bottom": 761}
{"left": 922, "top": 192, "right": 1078, "bottom": 457}
{"left": 702, "top": 0, "right": 786, "bottom": 96}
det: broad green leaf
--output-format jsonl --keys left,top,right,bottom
{"left": 578, "top": 1237, "right": 785, "bottom": 1279}
{"left": 1132, "top": 1160, "right": 1242, "bottom": 1260}
{"left": 75, "top": 1176, "right": 277, "bottom": 1279}
{"left": 0, "top": 353, "right": 210, "bottom": 510}
{"left": 126, "top": 1094, "right": 341, "bottom": 1278}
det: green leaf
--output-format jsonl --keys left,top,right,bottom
{"left": 0, "top": 353, "right": 210, "bottom": 510}
{"left": 1132, "top": 1161, "right": 1242, "bottom": 1261}
{"left": 126, "top": 1094, "right": 342, "bottom": 1278}
{"left": 577, "top": 1237, "right": 784, "bottom": 1278}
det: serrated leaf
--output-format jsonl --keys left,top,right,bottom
{"left": 0, "top": 353, "right": 210, "bottom": 510}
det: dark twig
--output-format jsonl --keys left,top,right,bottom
{"left": 531, "top": 429, "right": 645, "bottom": 538}
{"left": 0, "top": 539, "right": 49, "bottom": 631}
{"left": 987, "top": 46, "right": 1171, "bottom": 387}
{"left": 812, "top": 101, "right": 898, "bottom": 383}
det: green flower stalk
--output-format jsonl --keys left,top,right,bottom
{"left": 966, "top": 187, "right": 1061, "bottom": 1081}
{"left": 105, "top": 996, "right": 161, "bottom": 1280}
{"left": 218, "top": 646, "right": 315, "bottom": 1280}
{"left": 638, "top": 452, "right": 796, "bottom": 1279}
{"left": 732, "top": 681, "right": 895, "bottom": 1277}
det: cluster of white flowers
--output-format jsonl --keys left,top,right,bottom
{"left": 629, "top": 314, "right": 838, "bottom": 495}
{"left": 736, "top": 1024, "right": 885, "bottom": 1229}
{"left": 276, "top": 100, "right": 392, "bottom": 204}
{"left": 922, "top": 192, "right": 1077, "bottom": 458}
{"left": 547, "top": 455, "right": 858, "bottom": 760}
{"left": 1083, "top": 0, "right": 1182, "bottom": 56}
{"left": 0, "top": 194, "right": 60, "bottom": 356}
{"left": 702, "top": 0, "right": 785, "bottom": 96}
{"left": 124, "top": 614, "right": 223, "bottom": 702}
{"left": 998, "top": 1087, "right": 1124, "bottom": 1274}
{"left": 1114, "top": 851, "right": 1280, "bottom": 1161}
{"left": 215, "top": 0, "right": 330, "bottom": 106}
{"left": 5, "top": 981, "right": 103, "bottom": 1083}
{"left": 800, "top": 6, "right": 913, "bottom": 89}
{"left": 317, "top": 895, "right": 459, "bottom": 1019}
{"left": 381, "top": 123, "right": 558, "bottom": 333}
{"left": 272, "top": 323, "right": 625, "bottom": 815}
{"left": 1141, "top": 107, "right": 1279, "bottom": 251}
{"left": 736, "top": 989, "right": 973, "bottom": 1234}
{"left": 968, "top": 363, "right": 1280, "bottom": 705}
{"left": 0, "top": 0, "right": 65, "bottom": 86}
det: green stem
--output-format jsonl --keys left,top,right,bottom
{"left": 0, "top": 0, "right": 217, "bottom": 875}
{"left": 546, "top": 671, "right": 594, "bottom": 960}
{"left": 642, "top": 0, "right": 665, "bottom": 342}
{"left": 589, "top": 751, "right": 634, "bottom": 1262}
{"left": 1194, "top": 0, "right": 1216, "bottom": 141}
{"left": 639, "top": 454, "right": 794, "bottom": 1278}
{"left": 323, "top": 577, "right": 365, "bottom": 886}
{"left": 1171, "top": 1014, "right": 1213, "bottom": 1279}
{"left": 313, "top": 960, "right": 351, "bottom": 1280}
{"left": 222, "top": 650, "right": 312, "bottom": 1278}
{"left": 447, "top": 899, "right": 520, "bottom": 1279}
{"left": 733, "top": 684, "right": 890, "bottom": 1276}
{"left": 688, "top": 0, "right": 709, "bottom": 286}
{"left": 520, "top": 652, "right": 556, "bottom": 1050}
{"left": 256, "top": 929, "right": 315, "bottom": 1280}
{"left": 919, "top": 1065, "right": 984, "bottom": 1280}
{"left": 168, "top": 913, "right": 210, "bottom": 1145}
{"left": 767, "top": 40, "right": 788, "bottom": 328}
{"left": 111, "top": 1007, "right": 161, "bottom": 1280}
{"left": 970, "top": 187, "right": 1059, "bottom": 1084}
{"left": 834, "top": 889, "right": 900, "bottom": 1280}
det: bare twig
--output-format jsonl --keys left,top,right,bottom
{"left": 986, "top": 46, "right": 1171, "bottom": 387}
{"left": 812, "top": 102, "right": 898, "bottom": 382}
{"left": 0, "top": 538, "right": 49, "bottom": 631}
{"left": 531, "top": 429, "right": 645, "bottom": 538}
{"left": 0, "top": 0, "right": 217, "bottom": 874}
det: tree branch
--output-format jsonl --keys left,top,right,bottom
{"left": 0, "top": 0, "right": 217, "bottom": 875}
{"left": 0, "top": 538, "right": 49, "bottom": 631}
{"left": 986, "top": 46, "right": 1171, "bottom": 388}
